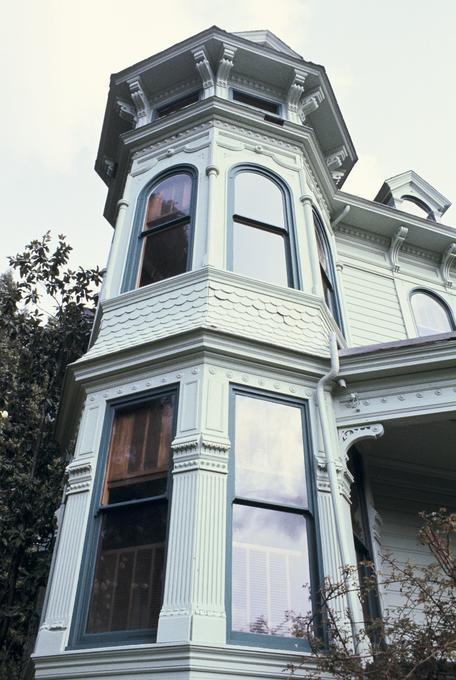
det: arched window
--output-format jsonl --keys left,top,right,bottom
{"left": 313, "top": 209, "right": 341, "bottom": 327}
{"left": 410, "top": 290, "right": 454, "bottom": 336}
{"left": 229, "top": 168, "right": 296, "bottom": 288}
{"left": 401, "top": 195, "right": 435, "bottom": 221}
{"left": 134, "top": 169, "right": 195, "bottom": 288}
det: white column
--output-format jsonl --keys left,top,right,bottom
{"left": 101, "top": 198, "right": 130, "bottom": 300}
{"left": 35, "top": 461, "right": 93, "bottom": 655}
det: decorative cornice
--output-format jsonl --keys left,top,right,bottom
{"left": 230, "top": 74, "right": 284, "bottom": 99}
{"left": 440, "top": 243, "right": 456, "bottom": 288}
{"left": 65, "top": 461, "right": 92, "bottom": 495}
{"left": 216, "top": 44, "right": 237, "bottom": 90}
{"left": 171, "top": 435, "right": 230, "bottom": 474}
{"left": 299, "top": 86, "right": 325, "bottom": 122}
{"left": 127, "top": 76, "right": 151, "bottom": 127}
{"left": 192, "top": 47, "right": 214, "bottom": 93}
{"left": 338, "top": 424, "right": 384, "bottom": 454}
{"left": 389, "top": 225, "right": 408, "bottom": 273}
{"left": 335, "top": 223, "right": 389, "bottom": 248}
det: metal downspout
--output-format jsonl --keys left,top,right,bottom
{"left": 316, "top": 332, "right": 360, "bottom": 650}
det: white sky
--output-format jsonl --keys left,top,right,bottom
{"left": 1, "top": 0, "right": 455, "bottom": 273}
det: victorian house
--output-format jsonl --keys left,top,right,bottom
{"left": 33, "top": 27, "right": 456, "bottom": 679}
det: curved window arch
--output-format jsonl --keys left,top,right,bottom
{"left": 401, "top": 195, "right": 435, "bottom": 221}
{"left": 410, "top": 290, "right": 454, "bottom": 336}
{"left": 313, "top": 209, "right": 342, "bottom": 327}
{"left": 229, "top": 166, "right": 298, "bottom": 288}
{"left": 125, "top": 167, "right": 197, "bottom": 290}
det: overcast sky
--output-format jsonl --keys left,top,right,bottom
{"left": 2, "top": 0, "right": 455, "bottom": 274}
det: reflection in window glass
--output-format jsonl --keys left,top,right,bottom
{"left": 232, "top": 506, "right": 310, "bottom": 636}
{"left": 233, "top": 221, "right": 288, "bottom": 287}
{"left": 411, "top": 291, "right": 453, "bottom": 336}
{"left": 235, "top": 395, "right": 306, "bottom": 506}
{"left": 144, "top": 174, "right": 192, "bottom": 228}
{"left": 234, "top": 172, "right": 285, "bottom": 227}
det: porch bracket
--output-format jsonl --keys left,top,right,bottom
{"left": 338, "top": 423, "right": 384, "bottom": 456}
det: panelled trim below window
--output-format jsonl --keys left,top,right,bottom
{"left": 123, "top": 166, "right": 197, "bottom": 292}
{"left": 228, "top": 166, "right": 300, "bottom": 289}
{"left": 228, "top": 387, "right": 319, "bottom": 650}
{"left": 69, "top": 388, "right": 178, "bottom": 648}
{"left": 410, "top": 289, "right": 455, "bottom": 337}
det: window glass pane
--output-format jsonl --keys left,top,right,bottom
{"left": 235, "top": 395, "right": 307, "bottom": 507}
{"left": 102, "top": 395, "right": 175, "bottom": 505}
{"left": 144, "top": 174, "right": 192, "bottom": 228}
{"left": 139, "top": 222, "right": 190, "bottom": 286}
{"left": 411, "top": 292, "right": 453, "bottom": 336}
{"left": 315, "top": 228, "right": 330, "bottom": 276}
{"left": 233, "top": 221, "right": 288, "bottom": 287}
{"left": 234, "top": 172, "right": 285, "bottom": 227}
{"left": 232, "top": 505, "right": 310, "bottom": 637}
{"left": 232, "top": 90, "right": 280, "bottom": 115}
{"left": 87, "top": 502, "right": 167, "bottom": 633}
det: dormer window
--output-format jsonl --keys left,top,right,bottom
{"left": 410, "top": 290, "right": 454, "bottom": 336}
{"left": 232, "top": 89, "right": 281, "bottom": 116}
{"left": 400, "top": 195, "right": 435, "bottom": 221}
{"left": 135, "top": 169, "right": 195, "bottom": 288}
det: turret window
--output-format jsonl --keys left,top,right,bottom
{"left": 133, "top": 170, "right": 195, "bottom": 289}
{"left": 313, "top": 209, "right": 341, "bottom": 327}
{"left": 410, "top": 290, "right": 454, "bottom": 336}
{"left": 230, "top": 168, "right": 296, "bottom": 288}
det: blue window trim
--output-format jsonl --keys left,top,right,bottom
{"left": 227, "top": 164, "right": 301, "bottom": 290}
{"left": 121, "top": 165, "right": 198, "bottom": 293}
{"left": 67, "top": 385, "right": 179, "bottom": 649}
{"left": 409, "top": 288, "right": 455, "bottom": 336}
{"left": 226, "top": 385, "right": 322, "bottom": 651}
{"left": 313, "top": 208, "right": 344, "bottom": 332}
{"left": 230, "top": 87, "right": 283, "bottom": 117}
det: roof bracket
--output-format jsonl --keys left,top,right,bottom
{"left": 389, "top": 226, "right": 408, "bottom": 273}
{"left": 286, "top": 69, "right": 308, "bottom": 124}
{"left": 216, "top": 44, "right": 237, "bottom": 96}
{"left": 440, "top": 242, "right": 456, "bottom": 288}
{"left": 127, "top": 77, "right": 151, "bottom": 127}
{"left": 299, "top": 86, "right": 325, "bottom": 123}
{"left": 192, "top": 47, "right": 215, "bottom": 97}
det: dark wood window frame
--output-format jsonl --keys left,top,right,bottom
{"left": 68, "top": 387, "right": 178, "bottom": 649}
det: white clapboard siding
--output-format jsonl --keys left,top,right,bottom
{"left": 341, "top": 266, "right": 407, "bottom": 346}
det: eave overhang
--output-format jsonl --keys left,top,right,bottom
{"left": 338, "top": 332, "right": 456, "bottom": 382}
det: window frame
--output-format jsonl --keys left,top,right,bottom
{"left": 227, "top": 165, "right": 301, "bottom": 290}
{"left": 230, "top": 88, "right": 283, "bottom": 116}
{"left": 313, "top": 209, "right": 343, "bottom": 330}
{"left": 226, "top": 385, "right": 321, "bottom": 651}
{"left": 68, "top": 386, "right": 179, "bottom": 649}
{"left": 155, "top": 90, "right": 201, "bottom": 119}
{"left": 122, "top": 166, "right": 198, "bottom": 293}
{"left": 410, "top": 288, "right": 455, "bottom": 337}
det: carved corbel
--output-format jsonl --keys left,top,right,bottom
{"left": 127, "top": 76, "right": 151, "bottom": 127}
{"left": 440, "top": 242, "right": 456, "bottom": 288}
{"left": 116, "top": 97, "right": 136, "bottom": 125}
{"left": 216, "top": 44, "right": 236, "bottom": 95}
{"left": 389, "top": 226, "right": 408, "bottom": 273}
{"left": 192, "top": 47, "right": 214, "bottom": 97}
{"left": 338, "top": 423, "right": 384, "bottom": 456}
{"left": 65, "top": 461, "right": 92, "bottom": 495}
{"left": 326, "top": 146, "right": 348, "bottom": 171}
{"left": 299, "top": 86, "right": 325, "bottom": 122}
{"left": 286, "top": 69, "right": 308, "bottom": 123}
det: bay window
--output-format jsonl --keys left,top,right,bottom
{"left": 71, "top": 389, "right": 176, "bottom": 646}
{"left": 229, "top": 168, "right": 297, "bottom": 288}
{"left": 229, "top": 389, "right": 316, "bottom": 648}
{"left": 124, "top": 168, "right": 196, "bottom": 291}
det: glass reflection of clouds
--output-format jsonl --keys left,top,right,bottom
{"left": 232, "top": 506, "right": 310, "bottom": 636}
{"left": 235, "top": 395, "right": 307, "bottom": 507}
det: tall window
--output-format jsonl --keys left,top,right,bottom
{"left": 411, "top": 290, "right": 454, "bottom": 336}
{"left": 229, "top": 389, "right": 315, "bottom": 647}
{"left": 313, "top": 210, "right": 341, "bottom": 326}
{"left": 75, "top": 391, "right": 176, "bottom": 645}
{"left": 136, "top": 170, "right": 195, "bottom": 288}
{"left": 230, "top": 168, "right": 295, "bottom": 288}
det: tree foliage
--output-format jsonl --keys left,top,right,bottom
{"left": 0, "top": 233, "right": 101, "bottom": 679}
{"left": 291, "top": 509, "right": 456, "bottom": 679}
